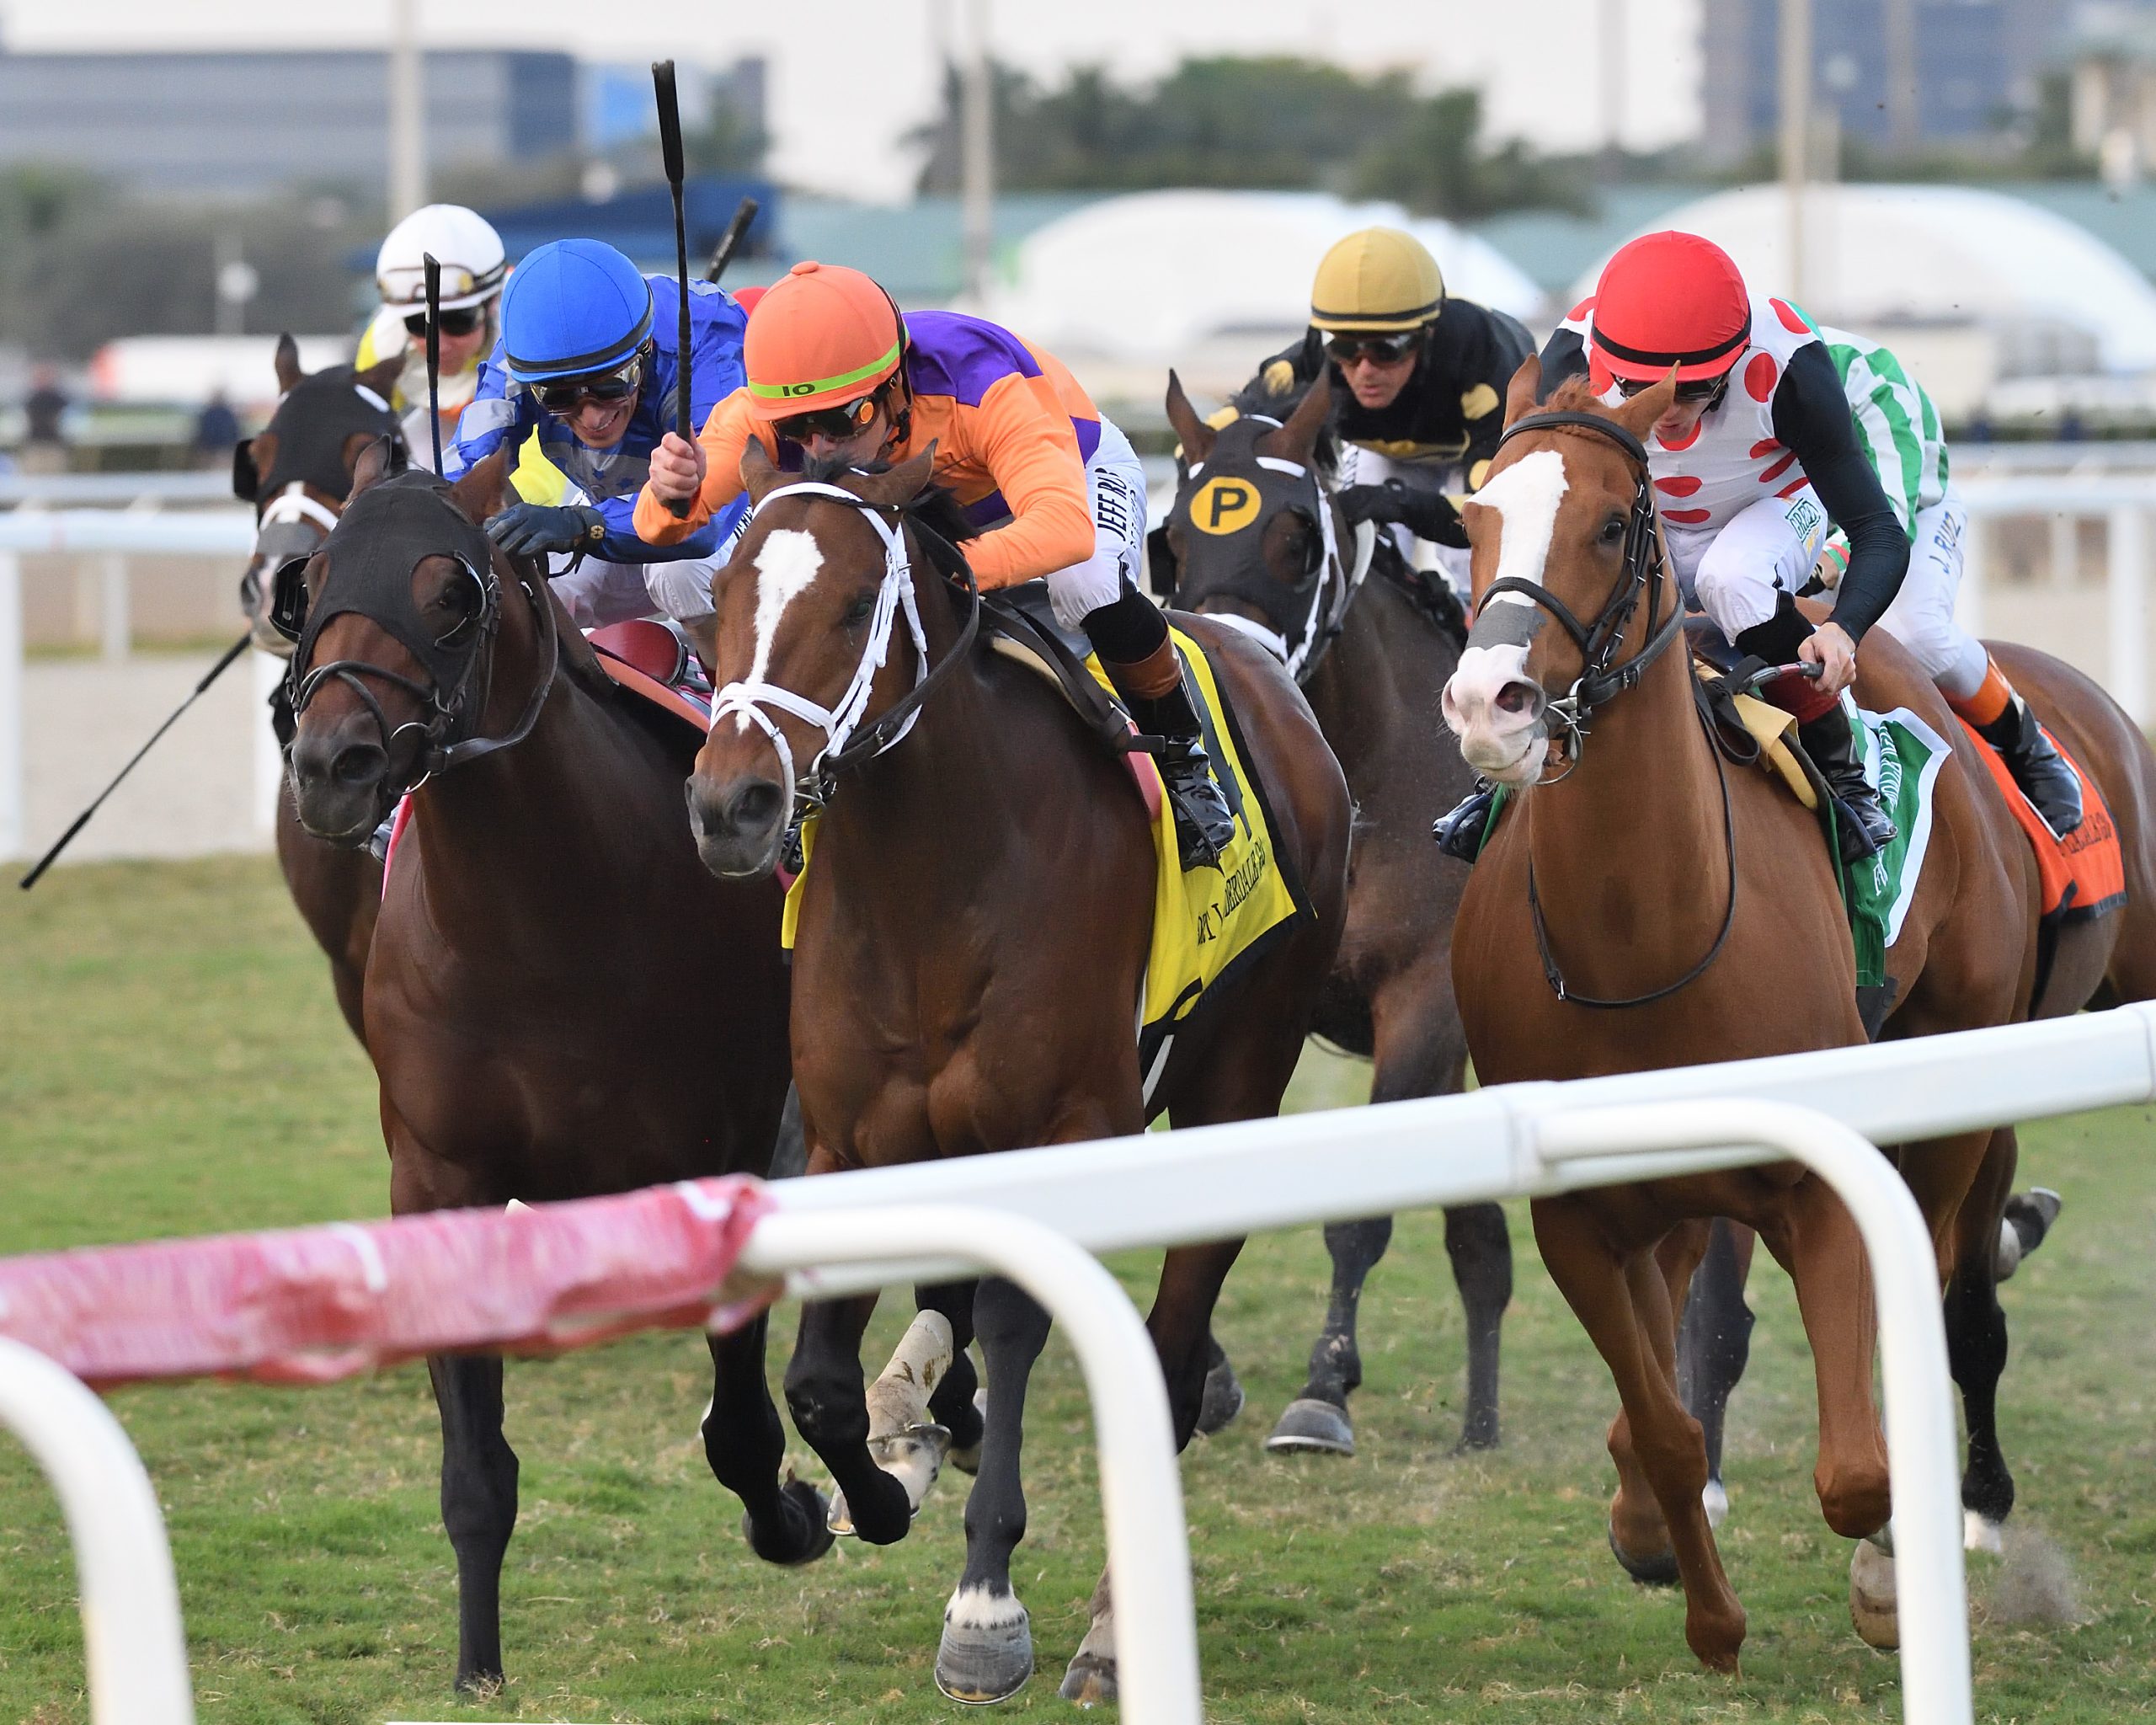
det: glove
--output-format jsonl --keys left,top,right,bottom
{"left": 1337, "top": 480, "right": 1465, "bottom": 547}
{"left": 485, "top": 502, "right": 608, "bottom": 558}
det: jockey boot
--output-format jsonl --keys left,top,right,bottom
{"left": 1433, "top": 782, "right": 1499, "bottom": 862}
{"left": 1088, "top": 594, "right": 1236, "bottom": 869}
{"left": 1950, "top": 658, "right": 2083, "bottom": 836}
{"left": 1797, "top": 701, "right": 1897, "bottom": 866}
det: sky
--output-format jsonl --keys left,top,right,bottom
{"left": 0, "top": 0, "right": 1704, "bottom": 203}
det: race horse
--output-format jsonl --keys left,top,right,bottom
{"left": 233, "top": 334, "right": 404, "bottom": 1044}
{"left": 283, "top": 444, "right": 825, "bottom": 1692}
{"left": 1439, "top": 361, "right": 2081, "bottom": 1669}
{"left": 683, "top": 444, "right": 1352, "bottom": 1703}
{"left": 1156, "top": 373, "right": 1513, "bottom": 1455}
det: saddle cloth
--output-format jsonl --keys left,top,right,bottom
{"left": 781, "top": 623, "right": 1305, "bottom": 1100}
{"left": 1954, "top": 716, "right": 2126, "bottom": 925}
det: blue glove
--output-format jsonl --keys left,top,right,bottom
{"left": 485, "top": 502, "right": 607, "bottom": 557}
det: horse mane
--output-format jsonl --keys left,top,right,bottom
{"left": 1542, "top": 376, "right": 1614, "bottom": 416}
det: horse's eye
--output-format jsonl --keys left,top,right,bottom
{"left": 842, "top": 591, "right": 877, "bottom": 626}
{"left": 1599, "top": 516, "right": 1628, "bottom": 545}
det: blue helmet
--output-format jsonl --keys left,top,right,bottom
{"left": 500, "top": 239, "right": 654, "bottom": 384}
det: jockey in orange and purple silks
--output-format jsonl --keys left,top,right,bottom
{"left": 639, "top": 259, "right": 1236, "bottom": 868}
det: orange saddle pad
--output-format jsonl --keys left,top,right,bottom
{"left": 1956, "top": 718, "right": 2126, "bottom": 922}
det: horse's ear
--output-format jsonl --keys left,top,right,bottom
{"left": 357, "top": 350, "right": 404, "bottom": 403}
{"left": 1164, "top": 370, "right": 1216, "bottom": 466}
{"left": 447, "top": 450, "right": 510, "bottom": 526}
{"left": 847, "top": 445, "right": 937, "bottom": 509}
{"left": 1614, "top": 368, "right": 1678, "bottom": 440}
{"left": 350, "top": 434, "right": 398, "bottom": 500}
{"left": 1270, "top": 371, "right": 1332, "bottom": 464}
{"left": 740, "top": 434, "right": 787, "bottom": 507}
{"left": 274, "top": 333, "right": 303, "bottom": 395}
{"left": 1502, "top": 354, "right": 1542, "bottom": 429}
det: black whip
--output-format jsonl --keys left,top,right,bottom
{"left": 705, "top": 195, "right": 760, "bottom": 283}
{"left": 653, "top": 61, "right": 695, "bottom": 519}
{"left": 421, "top": 252, "right": 444, "bottom": 475}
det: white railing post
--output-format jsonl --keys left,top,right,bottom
{"left": 0, "top": 1338, "right": 195, "bottom": 1725}
{"left": 99, "top": 553, "right": 130, "bottom": 665}
{"left": 0, "top": 550, "right": 22, "bottom": 861}
{"left": 2107, "top": 505, "right": 2147, "bottom": 726}
{"left": 1530, "top": 1099, "right": 1970, "bottom": 1725}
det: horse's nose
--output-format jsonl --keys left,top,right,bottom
{"left": 686, "top": 772, "right": 788, "bottom": 879}
{"left": 291, "top": 731, "right": 387, "bottom": 793}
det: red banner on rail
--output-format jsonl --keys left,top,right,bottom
{"left": 0, "top": 1178, "right": 776, "bottom": 1390}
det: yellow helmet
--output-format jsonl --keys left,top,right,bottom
{"left": 1309, "top": 228, "right": 1445, "bottom": 334}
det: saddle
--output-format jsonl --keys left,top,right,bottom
{"left": 587, "top": 619, "right": 713, "bottom": 733}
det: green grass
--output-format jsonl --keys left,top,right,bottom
{"left": 2, "top": 856, "right": 2153, "bottom": 1722}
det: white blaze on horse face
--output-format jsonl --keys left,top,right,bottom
{"left": 738, "top": 526, "right": 826, "bottom": 732}
{"left": 1444, "top": 447, "right": 1571, "bottom": 781}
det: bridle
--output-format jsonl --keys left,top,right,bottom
{"left": 249, "top": 482, "right": 345, "bottom": 652}
{"left": 710, "top": 479, "right": 979, "bottom": 839}
{"left": 1175, "top": 421, "right": 1379, "bottom": 685}
{"left": 1479, "top": 409, "right": 1737, "bottom": 1011}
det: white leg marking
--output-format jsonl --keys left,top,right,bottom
{"left": 1702, "top": 1477, "right": 1729, "bottom": 1530}
{"left": 945, "top": 1582, "right": 1029, "bottom": 1630}
{"left": 739, "top": 526, "right": 826, "bottom": 732}
{"left": 1965, "top": 1509, "right": 2005, "bottom": 1555}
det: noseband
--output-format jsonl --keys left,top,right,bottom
{"left": 711, "top": 480, "right": 979, "bottom": 836}
{"left": 1476, "top": 409, "right": 1684, "bottom": 769}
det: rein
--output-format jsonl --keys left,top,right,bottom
{"left": 710, "top": 479, "right": 980, "bottom": 835}
{"left": 1492, "top": 408, "right": 1738, "bottom": 1010}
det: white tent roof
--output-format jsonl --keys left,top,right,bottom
{"left": 979, "top": 190, "right": 1545, "bottom": 364}
{"left": 1570, "top": 184, "right": 2156, "bottom": 375}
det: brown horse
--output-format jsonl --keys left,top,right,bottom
{"left": 233, "top": 334, "right": 404, "bottom": 1044}
{"left": 1443, "top": 364, "right": 2039, "bottom": 1669}
{"left": 684, "top": 445, "right": 1351, "bottom": 1704}
{"left": 1156, "top": 374, "right": 1512, "bottom": 1455}
{"left": 284, "top": 446, "right": 825, "bottom": 1692}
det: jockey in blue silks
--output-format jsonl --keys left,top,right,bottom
{"left": 443, "top": 238, "right": 752, "bottom": 636}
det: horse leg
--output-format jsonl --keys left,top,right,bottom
{"left": 937, "top": 1274, "right": 1053, "bottom": 1705}
{"left": 1445, "top": 1203, "right": 1513, "bottom": 1451}
{"left": 1268, "top": 1214, "right": 1391, "bottom": 1456}
{"left": 702, "top": 1313, "right": 833, "bottom": 1567}
{"left": 1534, "top": 1195, "right": 1745, "bottom": 1670}
{"left": 1674, "top": 1218, "right": 1758, "bottom": 1529}
{"left": 782, "top": 1293, "right": 915, "bottom": 1546}
{"left": 917, "top": 1279, "right": 986, "bottom": 1471}
{"left": 428, "top": 1353, "right": 518, "bottom": 1691}
{"left": 1949, "top": 1126, "right": 2019, "bottom": 1554}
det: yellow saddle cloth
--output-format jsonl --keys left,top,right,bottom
{"left": 782, "top": 624, "right": 1304, "bottom": 1095}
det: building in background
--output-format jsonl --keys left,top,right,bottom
{"left": 2068, "top": 3, "right": 2156, "bottom": 177}
{"left": 1701, "top": 0, "right": 2077, "bottom": 160}
{"left": 581, "top": 56, "right": 766, "bottom": 154}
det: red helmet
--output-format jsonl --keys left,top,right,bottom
{"left": 1588, "top": 232, "right": 1752, "bottom": 386}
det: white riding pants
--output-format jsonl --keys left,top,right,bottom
{"left": 547, "top": 548, "right": 730, "bottom": 631}
{"left": 1337, "top": 442, "right": 1473, "bottom": 597}
{"left": 1047, "top": 416, "right": 1150, "bottom": 631}
{"left": 1872, "top": 490, "right": 1987, "bottom": 698}
{"left": 1676, "top": 486, "right": 1829, "bottom": 642}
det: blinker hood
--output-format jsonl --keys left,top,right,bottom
{"left": 1169, "top": 417, "right": 1326, "bottom": 600}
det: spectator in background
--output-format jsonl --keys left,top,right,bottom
{"left": 21, "top": 365, "right": 70, "bottom": 475}
{"left": 192, "top": 389, "right": 242, "bottom": 468}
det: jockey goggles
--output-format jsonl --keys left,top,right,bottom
{"left": 531, "top": 353, "right": 644, "bottom": 415}
{"left": 1326, "top": 330, "right": 1421, "bottom": 366}
{"left": 1614, "top": 369, "right": 1730, "bottom": 406}
{"left": 772, "top": 390, "right": 883, "bottom": 446}
{"left": 404, "top": 307, "right": 484, "bottom": 339}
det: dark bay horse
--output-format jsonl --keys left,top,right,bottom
{"left": 1443, "top": 364, "right": 2040, "bottom": 1669}
{"left": 284, "top": 446, "right": 824, "bottom": 1692}
{"left": 1158, "top": 372, "right": 1513, "bottom": 1455}
{"left": 685, "top": 445, "right": 1351, "bottom": 1704}
{"left": 234, "top": 334, "right": 405, "bottom": 1044}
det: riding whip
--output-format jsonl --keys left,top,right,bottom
{"left": 704, "top": 195, "right": 760, "bottom": 284}
{"left": 652, "top": 60, "right": 696, "bottom": 519}
{"left": 421, "top": 252, "right": 445, "bottom": 475}
{"left": 18, "top": 631, "right": 252, "bottom": 890}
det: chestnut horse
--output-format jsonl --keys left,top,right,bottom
{"left": 285, "top": 446, "right": 823, "bottom": 1693}
{"left": 1156, "top": 373, "right": 1512, "bottom": 1455}
{"left": 1443, "top": 366, "right": 2039, "bottom": 1669}
{"left": 684, "top": 446, "right": 1351, "bottom": 1704}
{"left": 233, "top": 335, "right": 404, "bottom": 1044}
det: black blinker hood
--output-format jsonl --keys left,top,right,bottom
{"left": 253, "top": 366, "right": 405, "bottom": 505}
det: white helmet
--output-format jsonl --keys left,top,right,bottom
{"left": 376, "top": 205, "right": 508, "bottom": 314}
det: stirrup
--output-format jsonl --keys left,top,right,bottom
{"left": 1159, "top": 741, "right": 1235, "bottom": 870}
{"left": 1433, "top": 782, "right": 1497, "bottom": 862}
{"left": 1830, "top": 791, "right": 1896, "bottom": 866}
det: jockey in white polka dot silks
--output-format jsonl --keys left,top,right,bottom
{"left": 1529, "top": 230, "right": 2080, "bottom": 858}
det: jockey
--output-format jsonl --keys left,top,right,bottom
{"left": 1231, "top": 227, "right": 1534, "bottom": 595}
{"left": 638, "top": 259, "right": 1238, "bottom": 868}
{"left": 355, "top": 204, "right": 509, "bottom": 468}
{"left": 442, "top": 238, "right": 751, "bottom": 638}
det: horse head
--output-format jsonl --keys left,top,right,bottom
{"left": 236, "top": 334, "right": 407, "bottom": 654}
{"left": 1441, "top": 357, "right": 1677, "bottom": 787}
{"left": 1158, "top": 371, "right": 1349, "bottom": 679}
{"left": 686, "top": 439, "right": 974, "bottom": 880}
{"left": 285, "top": 445, "right": 535, "bottom": 843}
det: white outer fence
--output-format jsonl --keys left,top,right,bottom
{"left": 17, "top": 1001, "right": 2156, "bottom": 1725}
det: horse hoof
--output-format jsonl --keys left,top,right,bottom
{"left": 1265, "top": 1397, "right": 1354, "bottom": 1455}
{"left": 1849, "top": 1539, "right": 1900, "bottom": 1649}
{"left": 1703, "top": 1477, "right": 1730, "bottom": 1530}
{"left": 935, "top": 1586, "right": 1033, "bottom": 1704}
{"left": 1195, "top": 1354, "right": 1246, "bottom": 1436}
{"left": 1059, "top": 1648, "right": 1118, "bottom": 1706}
{"left": 1451, "top": 1413, "right": 1500, "bottom": 1454}
{"left": 1609, "top": 1523, "right": 1680, "bottom": 1586}
{"left": 743, "top": 1477, "right": 836, "bottom": 1567}
{"left": 1964, "top": 1509, "right": 2005, "bottom": 1555}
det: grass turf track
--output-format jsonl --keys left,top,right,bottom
{"left": 2, "top": 855, "right": 2154, "bottom": 1723}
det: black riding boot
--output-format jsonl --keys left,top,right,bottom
{"left": 1799, "top": 702, "right": 1897, "bottom": 865}
{"left": 1978, "top": 696, "right": 2084, "bottom": 836}
{"left": 1125, "top": 675, "right": 1238, "bottom": 869}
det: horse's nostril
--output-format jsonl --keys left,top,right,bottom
{"left": 333, "top": 744, "right": 387, "bottom": 788}
{"left": 1494, "top": 682, "right": 1539, "bottom": 717}
{"left": 728, "top": 780, "right": 785, "bottom": 834}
